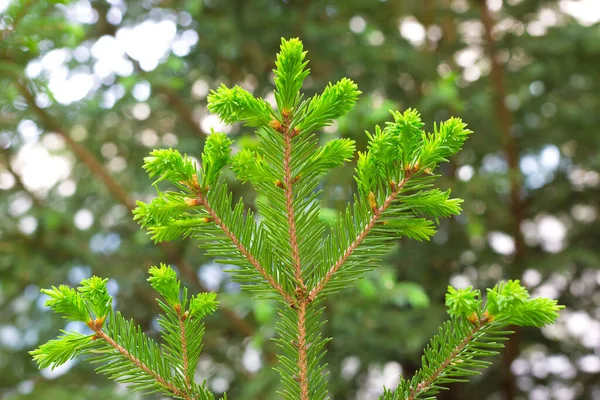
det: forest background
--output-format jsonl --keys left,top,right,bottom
{"left": 0, "top": 0, "right": 599, "bottom": 399}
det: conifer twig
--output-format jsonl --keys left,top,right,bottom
{"left": 309, "top": 174, "right": 410, "bottom": 299}
{"left": 296, "top": 301, "right": 309, "bottom": 399}
{"left": 15, "top": 80, "right": 256, "bottom": 337}
{"left": 405, "top": 318, "right": 488, "bottom": 400}
{"left": 88, "top": 321, "right": 190, "bottom": 400}
{"left": 194, "top": 188, "right": 295, "bottom": 305}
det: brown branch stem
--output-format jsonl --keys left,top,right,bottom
{"left": 195, "top": 192, "right": 295, "bottom": 305}
{"left": 297, "top": 301, "right": 309, "bottom": 400}
{"left": 177, "top": 309, "right": 192, "bottom": 390}
{"left": 91, "top": 326, "right": 190, "bottom": 400}
{"left": 478, "top": 3, "right": 527, "bottom": 400}
{"left": 309, "top": 175, "right": 410, "bottom": 300}
{"left": 406, "top": 319, "right": 489, "bottom": 400}
{"left": 281, "top": 115, "right": 310, "bottom": 399}
{"left": 282, "top": 121, "right": 304, "bottom": 288}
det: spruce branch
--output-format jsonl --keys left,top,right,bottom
{"left": 33, "top": 36, "right": 564, "bottom": 400}
{"left": 89, "top": 319, "right": 189, "bottom": 399}
{"left": 308, "top": 173, "right": 410, "bottom": 300}
{"left": 32, "top": 266, "right": 219, "bottom": 400}
{"left": 381, "top": 282, "right": 563, "bottom": 400}
{"left": 193, "top": 183, "right": 295, "bottom": 305}
{"left": 15, "top": 80, "right": 255, "bottom": 338}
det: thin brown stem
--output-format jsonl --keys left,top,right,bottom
{"left": 309, "top": 175, "right": 410, "bottom": 300}
{"left": 406, "top": 318, "right": 489, "bottom": 400}
{"left": 15, "top": 79, "right": 256, "bottom": 337}
{"left": 195, "top": 192, "right": 295, "bottom": 305}
{"left": 177, "top": 309, "right": 192, "bottom": 390}
{"left": 90, "top": 325, "right": 190, "bottom": 400}
{"left": 281, "top": 116, "right": 310, "bottom": 400}
{"left": 282, "top": 122, "right": 304, "bottom": 288}
{"left": 297, "top": 301, "right": 309, "bottom": 400}
{"left": 478, "top": 3, "right": 527, "bottom": 400}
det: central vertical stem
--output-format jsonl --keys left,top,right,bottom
{"left": 282, "top": 115, "right": 309, "bottom": 400}
{"left": 283, "top": 130, "right": 304, "bottom": 286}
{"left": 297, "top": 301, "right": 309, "bottom": 399}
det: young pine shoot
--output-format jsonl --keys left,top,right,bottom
{"left": 32, "top": 38, "right": 562, "bottom": 400}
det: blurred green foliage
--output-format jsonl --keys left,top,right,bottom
{"left": 1, "top": 0, "right": 599, "bottom": 399}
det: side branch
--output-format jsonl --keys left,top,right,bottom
{"left": 309, "top": 175, "right": 410, "bottom": 299}
{"left": 406, "top": 319, "right": 489, "bottom": 400}
{"left": 89, "top": 323, "right": 190, "bottom": 400}
{"left": 196, "top": 192, "right": 295, "bottom": 305}
{"left": 15, "top": 80, "right": 256, "bottom": 338}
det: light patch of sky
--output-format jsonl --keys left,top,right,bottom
{"left": 341, "top": 356, "right": 361, "bottom": 380}
{"left": 12, "top": 142, "right": 73, "bottom": 195}
{"left": 74, "top": 208, "right": 94, "bottom": 230}
{"left": 457, "top": 164, "right": 474, "bottom": 181}
{"left": 450, "top": 274, "right": 472, "bottom": 289}
{"left": 357, "top": 361, "right": 403, "bottom": 398}
{"left": 90, "top": 232, "right": 122, "bottom": 254}
{"left": 0, "top": 325, "right": 23, "bottom": 350}
{"left": 398, "top": 16, "right": 426, "bottom": 46}
{"left": 519, "top": 145, "right": 561, "bottom": 189}
{"left": 198, "top": 263, "right": 225, "bottom": 291}
{"left": 63, "top": 0, "right": 98, "bottom": 24}
{"left": 454, "top": 46, "right": 483, "bottom": 68}
{"left": 242, "top": 343, "right": 262, "bottom": 373}
{"left": 116, "top": 20, "right": 177, "bottom": 71}
{"left": 8, "top": 192, "right": 32, "bottom": 216}
{"left": 91, "top": 35, "right": 133, "bottom": 79}
{"left": 536, "top": 215, "right": 567, "bottom": 253}
{"left": 41, "top": 359, "right": 76, "bottom": 379}
{"left": 488, "top": 231, "right": 515, "bottom": 255}
{"left": 0, "top": 0, "right": 10, "bottom": 14}
{"left": 560, "top": 0, "right": 600, "bottom": 25}
{"left": 201, "top": 114, "right": 232, "bottom": 134}
{"left": 349, "top": 15, "right": 366, "bottom": 33}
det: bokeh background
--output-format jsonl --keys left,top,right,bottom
{"left": 1, "top": 0, "right": 599, "bottom": 399}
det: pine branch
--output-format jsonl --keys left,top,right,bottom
{"left": 32, "top": 266, "right": 219, "bottom": 400}
{"left": 32, "top": 36, "right": 563, "bottom": 400}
